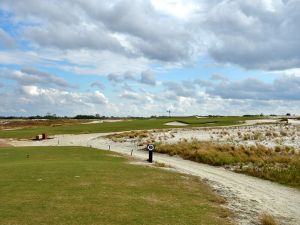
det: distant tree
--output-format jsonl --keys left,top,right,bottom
{"left": 74, "top": 115, "right": 96, "bottom": 119}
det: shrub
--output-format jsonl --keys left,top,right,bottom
{"left": 260, "top": 213, "right": 277, "bottom": 225}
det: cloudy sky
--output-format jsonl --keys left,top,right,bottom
{"left": 0, "top": 0, "right": 300, "bottom": 117}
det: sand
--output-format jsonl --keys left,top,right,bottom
{"left": 148, "top": 124, "right": 300, "bottom": 151}
{"left": 164, "top": 121, "right": 188, "bottom": 126}
{"left": 0, "top": 139, "right": 12, "bottom": 147}
{"left": 82, "top": 120, "right": 104, "bottom": 124}
{"left": 288, "top": 119, "right": 300, "bottom": 126}
{"left": 244, "top": 119, "right": 279, "bottom": 125}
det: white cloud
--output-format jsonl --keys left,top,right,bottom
{"left": 200, "top": 0, "right": 300, "bottom": 70}
{"left": 0, "top": 50, "right": 43, "bottom": 65}
{"left": 21, "top": 85, "right": 40, "bottom": 96}
{"left": 91, "top": 91, "right": 109, "bottom": 105}
{"left": 0, "top": 68, "right": 71, "bottom": 88}
{"left": 2, "top": 0, "right": 300, "bottom": 71}
{"left": 0, "top": 84, "right": 110, "bottom": 116}
{"left": 151, "top": 0, "right": 200, "bottom": 19}
{"left": 1, "top": 0, "right": 300, "bottom": 116}
{"left": 120, "top": 90, "right": 141, "bottom": 101}
{"left": 59, "top": 50, "right": 151, "bottom": 76}
{"left": 140, "top": 70, "right": 156, "bottom": 86}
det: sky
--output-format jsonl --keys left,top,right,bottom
{"left": 0, "top": 0, "right": 300, "bottom": 117}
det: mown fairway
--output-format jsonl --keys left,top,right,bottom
{"left": 0, "top": 116, "right": 261, "bottom": 139}
{"left": 0, "top": 146, "right": 232, "bottom": 225}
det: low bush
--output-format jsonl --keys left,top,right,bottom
{"left": 260, "top": 213, "right": 277, "bottom": 225}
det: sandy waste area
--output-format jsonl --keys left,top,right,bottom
{"left": 148, "top": 123, "right": 300, "bottom": 151}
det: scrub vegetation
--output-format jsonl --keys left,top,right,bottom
{"left": 106, "top": 130, "right": 150, "bottom": 142}
{"left": 155, "top": 140, "right": 300, "bottom": 189}
{"left": 0, "top": 146, "right": 232, "bottom": 225}
{"left": 260, "top": 213, "right": 278, "bottom": 225}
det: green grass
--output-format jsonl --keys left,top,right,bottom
{"left": 0, "top": 116, "right": 261, "bottom": 139}
{"left": 156, "top": 140, "right": 300, "bottom": 189}
{"left": 0, "top": 146, "right": 232, "bottom": 225}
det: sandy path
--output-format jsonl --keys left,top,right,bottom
{"left": 288, "top": 119, "right": 300, "bottom": 125}
{"left": 10, "top": 133, "right": 300, "bottom": 225}
{"left": 0, "top": 139, "right": 13, "bottom": 147}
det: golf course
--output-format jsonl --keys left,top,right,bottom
{"left": 0, "top": 116, "right": 261, "bottom": 139}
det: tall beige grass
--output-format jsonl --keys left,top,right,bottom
{"left": 260, "top": 213, "right": 277, "bottom": 225}
{"left": 156, "top": 140, "right": 300, "bottom": 188}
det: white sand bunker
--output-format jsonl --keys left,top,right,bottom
{"left": 288, "top": 119, "right": 300, "bottom": 125}
{"left": 164, "top": 121, "right": 188, "bottom": 126}
{"left": 82, "top": 120, "right": 103, "bottom": 124}
{"left": 244, "top": 119, "right": 279, "bottom": 125}
{"left": 82, "top": 119, "right": 126, "bottom": 124}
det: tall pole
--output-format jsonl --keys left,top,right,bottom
{"left": 167, "top": 110, "right": 171, "bottom": 117}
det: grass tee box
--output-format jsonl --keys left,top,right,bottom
{"left": 0, "top": 146, "right": 232, "bottom": 225}
{"left": 0, "top": 116, "right": 261, "bottom": 139}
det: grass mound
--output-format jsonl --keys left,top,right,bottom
{"left": 156, "top": 140, "right": 300, "bottom": 189}
{"left": 0, "top": 146, "right": 232, "bottom": 225}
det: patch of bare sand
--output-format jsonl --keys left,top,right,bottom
{"left": 104, "top": 119, "right": 127, "bottom": 123}
{"left": 244, "top": 119, "right": 279, "bottom": 125}
{"left": 0, "top": 139, "right": 13, "bottom": 147}
{"left": 288, "top": 119, "right": 300, "bottom": 126}
{"left": 82, "top": 119, "right": 128, "bottom": 124}
{"left": 164, "top": 121, "right": 188, "bottom": 126}
{"left": 82, "top": 120, "right": 103, "bottom": 124}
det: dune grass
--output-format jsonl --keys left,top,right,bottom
{"left": 156, "top": 140, "right": 300, "bottom": 189}
{"left": 0, "top": 146, "right": 232, "bottom": 225}
{"left": 0, "top": 116, "right": 261, "bottom": 139}
{"left": 260, "top": 213, "right": 278, "bottom": 225}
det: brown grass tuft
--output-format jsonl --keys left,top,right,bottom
{"left": 106, "top": 130, "right": 149, "bottom": 140}
{"left": 260, "top": 213, "right": 277, "bottom": 225}
{"left": 154, "top": 162, "right": 167, "bottom": 167}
